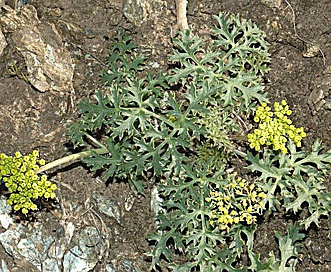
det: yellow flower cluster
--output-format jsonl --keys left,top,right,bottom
{"left": 206, "top": 173, "right": 266, "bottom": 232}
{"left": 248, "top": 100, "right": 306, "bottom": 154}
{"left": 0, "top": 150, "right": 57, "bottom": 215}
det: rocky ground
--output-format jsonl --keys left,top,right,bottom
{"left": 0, "top": 0, "right": 330, "bottom": 271}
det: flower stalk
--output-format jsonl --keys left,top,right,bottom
{"left": 36, "top": 147, "right": 108, "bottom": 174}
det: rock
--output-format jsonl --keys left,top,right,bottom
{"left": 307, "top": 69, "right": 331, "bottom": 114}
{"left": 0, "top": 220, "right": 103, "bottom": 271}
{"left": 123, "top": 0, "right": 152, "bottom": 26}
{"left": 0, "top": 4, "right": 75, "bottom": 93}
{"left": 0, "top": 29, "right": 7, "bottom": 56}
{"left": 0, "top": 196, "right": 13, "bottom": 229}
{"left": 93, "top": 193, "right": 121, "bottom": 224}
{"left": 63, "top": 226, "right": 101, "bottom": 272}
{"left": 0, "top": 259, "right": 10, "bottom": 272}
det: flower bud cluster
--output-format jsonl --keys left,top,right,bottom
{"left": 0, "top": 150, "right": 57, "bottom": 214}
{"left": 206, "top": 173, "right": 266, "bottom": 232}
{"left": 248, "top": 100, "right": 306, "bottom": 154}
{"left": 195, "top": 107, "right": 233, "bottom": 151}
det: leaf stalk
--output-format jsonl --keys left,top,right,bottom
{"left": 35, "top": 147, "right": 108, "bottom": 174}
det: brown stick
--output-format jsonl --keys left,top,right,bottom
{"left": 175, "top": 0, "right": 189, "bottom": 31}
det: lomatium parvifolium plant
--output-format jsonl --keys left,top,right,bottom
{"left": 1, "top": 11, "right": 331, "bottom": 271}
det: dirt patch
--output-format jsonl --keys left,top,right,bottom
{"left": 0, "top": 0, "right": 330, "bottom": 271}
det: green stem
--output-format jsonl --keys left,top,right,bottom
{"left": 232, "top": 149, "right": 247, "bottom": 158}
{"left": 85, "top": 134, "right": 107, "bottom": 149}
{"left": 35, "top": 147, "right": 108, "bottom": 174}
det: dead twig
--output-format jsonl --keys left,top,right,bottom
{"left": 65, "top": 40, "right": 107, "bottom": 67}
{"left": 284, "top": 0, "right": 326, "bottom": 66}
